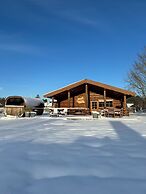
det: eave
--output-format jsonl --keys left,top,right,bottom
{"left": 44, "top": 79, "right": 135, "bottom": 98}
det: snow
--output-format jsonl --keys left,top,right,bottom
{"left": 0, "top": 114, "right": 146, "bottom": 194}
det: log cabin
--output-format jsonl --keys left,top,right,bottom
{"left": 44, "top": 79, "right": 135, "bottom": 116}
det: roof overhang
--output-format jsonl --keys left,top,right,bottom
{"left": 44, "top": 79, "right": 135, "bottom": 98}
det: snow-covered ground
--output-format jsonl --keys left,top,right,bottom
{"left": 0, "top": 114, "right": 146, "bottom": 194}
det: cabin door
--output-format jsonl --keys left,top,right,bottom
{"left": 91, "top": 101, "right": 98, "bottom": 112}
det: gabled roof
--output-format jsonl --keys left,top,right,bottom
{"left": 44, "top": 79, "right": 135, "bottom": 98}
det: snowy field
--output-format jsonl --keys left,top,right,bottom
{"left": 0, "top": 114, "right": 146, "bottom": 194}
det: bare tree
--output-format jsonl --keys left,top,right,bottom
{"left": 127, "top": 47, "right": 146, "bottom": 98}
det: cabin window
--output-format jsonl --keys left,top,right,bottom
{"left": 92, "top": 101, "right": 98, "bottom": 109}
{"left": 99, "top": 102, "right": 104, "bottom": 107}
{"left": 106, "top": 101, "right": 113, "bottom": 107}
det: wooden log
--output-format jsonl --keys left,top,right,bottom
{"left": 104, "top": 89, "right": 106, "bottom": 108}
{"left": 123, "top": 95, "right": 127, "bottom": 115}
{"left": 52, "top": 97, "right": 54, "bottom": 108}
{"left": 85, "top": 83, "right": 89, "bottom": 109}
{"left": 68, "top": 90, "right": 70, "bottom": 108}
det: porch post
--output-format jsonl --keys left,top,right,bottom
{"left": 123, "top": 95, "right": 127, "bottom": 115}
{"left": 104, "top": 89, "right": 106, "bottom": 108}
{"left": 85, "top": 83, "right": 89, "bottom": 109}
{"left": 58, "top": 100, "right": 60, "bottom": 108}
{"left": 68, "top": 90, "right": 70, "bottom": 108}
{"left": 52, "top": 97, "right": 54, "bottom": 108}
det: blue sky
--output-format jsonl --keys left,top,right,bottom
{"left": 0, "top": 0, "right": 146, "bottom": 98}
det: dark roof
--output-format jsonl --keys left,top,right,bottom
{"left": 44, "top": 79, "right": 135, "bottom": 98}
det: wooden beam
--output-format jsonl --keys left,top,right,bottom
{"left": 72, "top": 96, "right": 75, "bottom": 108}
{"left": 58, "top": 100, "right": 60, "bottom": 108}
{"left": 104, "top": 89, "right": 106, "bottom": 108}
{"left": 68, "top": 90, "right": 70, "bottom": 108}
{"left": 123, "top": 95, "right": 127, "bottom": 115}
{"left": 52, "top": 97, "right": 54, "bottom": 108}
{"left": 85, "top": 83, "right": 89, "bottom": 109}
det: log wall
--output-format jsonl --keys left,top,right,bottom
{"left": 59, "top": 93, "right": 86, "bottom": 108}
{"left": 58, "top": 89, "right": 122, "bottom": 111}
